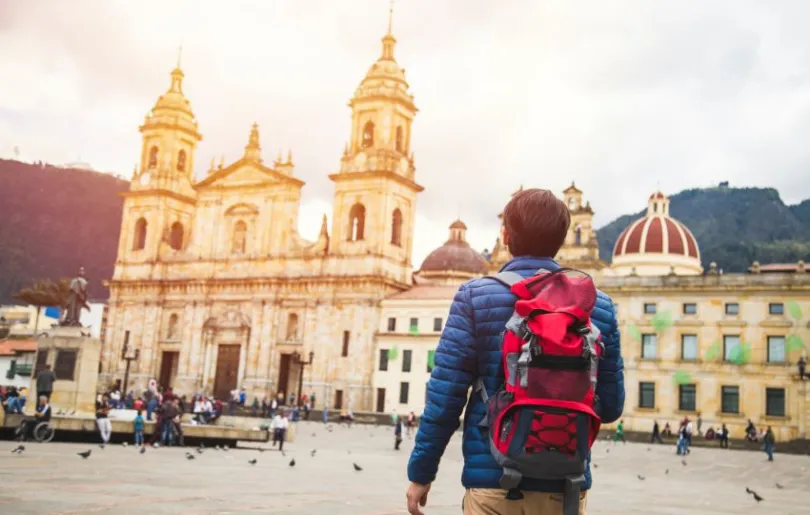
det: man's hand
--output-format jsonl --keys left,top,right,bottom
{"left": 406, "top": 482, "right": 431, "bottom": 515}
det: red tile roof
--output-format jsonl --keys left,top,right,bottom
{"left": 0, "top": 339, "right": 38, "bottom": 356}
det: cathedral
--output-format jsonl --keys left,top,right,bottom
{"left": 103, "top": 25, "right": 420, "bottom": 410}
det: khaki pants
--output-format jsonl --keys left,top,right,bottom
{"left": 463, "top": 488, "right": 587, "bottom": 515}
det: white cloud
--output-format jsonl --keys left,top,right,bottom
{"left": 2, "top": 0, "right": 810, "bottom": 266}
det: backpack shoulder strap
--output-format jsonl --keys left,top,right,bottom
{"left": 485, "top": 271, "right": 525, "bottom": 287}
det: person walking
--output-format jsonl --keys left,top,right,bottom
{"left": 406, "top": 189, "right": 625, "bottom": 515}
{"left": 394, "top": 414, "right": 404, "bottom": 451}
{"left": 799, "top": 356, "right": 807, "bottom": 380}
{"left": 719, "top": 423, "right": 729, "bottom": 449}
{"left": 35, "top": 364, "right": 56, "bottom": 402}
{"left": 651, "top": 420, "right": 664, "bottom": 444}
{"left": 271, "top": 411, "right": 289, "bottom": 451}
{"left": 696, "top": 412, "right": 703, "bottom": 436}
{"left": 613, "top": 419, "right": 626, "bottom": 444}
{"left": 95, "top": 393, "right": 112, "bottom": 446}
{"left": 763, "top": 426, "right": 776, "bottom": 461}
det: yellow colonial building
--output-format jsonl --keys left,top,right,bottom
{"left": 103, "top": 24, "right": 420, "bottom": 410}
{"left": 372, "top": 187, "right": 810, "bottom": 441}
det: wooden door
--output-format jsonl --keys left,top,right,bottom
{"left": 277, "top": 354, "right": 291, "bottom": 401}
{"left": 376, "top": 388, "right": 386, "bottom": 413}
{"left": 334, "top": 389, "right": 343, "bottom": 410}
{"left": 158, "top": 351, "right": 179, "bottom": 390}
{"left": 213, "top": 345, "right": 241, "bottom": 401}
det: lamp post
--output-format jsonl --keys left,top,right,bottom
{"left": 293, "top": 350, "right": 314, "bottom": 407}
{"left": 121, "top": 332, "right": 140, "bottom": 395}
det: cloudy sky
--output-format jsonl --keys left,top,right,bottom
{"left": 3, "top": 0, "right": 810, "bottom": 266}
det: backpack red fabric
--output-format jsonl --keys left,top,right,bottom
{"left": 476, "top": 268, "right": 603, "bottom": 513}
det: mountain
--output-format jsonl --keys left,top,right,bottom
{"left": 597, "top": 185, "right": 810, "bottom": 272}
{"left": 0, "top": 159, "right": 128, "bottom": 303}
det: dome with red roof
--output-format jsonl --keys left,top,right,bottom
{"left": 417, "top": 219, "right": 488, "bottom": 284}
{"left": 611, "top": 192, "right": 702, "bottom": 276}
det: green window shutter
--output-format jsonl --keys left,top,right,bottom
{"left": 387, "top": 346, "right": 399, "bottom": 361}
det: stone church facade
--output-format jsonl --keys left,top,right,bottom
{"left": 102, "top": 28, "right": 420, "bottom": 411}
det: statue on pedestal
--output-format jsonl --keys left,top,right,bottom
{"left": 60, "top": 267, "right": 89, "bottom": 326}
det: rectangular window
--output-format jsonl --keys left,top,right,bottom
{"left": 409, "top": 317, "right": 419, "bottom": 334}
{"left": 721, "top": 386, "right": 739, "bottom": 414}
{"left": 638, "top": 382, "right": 655, "bottom": 409}
{"left": 54, "top": 350, "right": 77, "bottom": 381}
{"left": 387, "top": 317, "right": 396, "bottom": 332}
{"left": 678, "top": 384, "right": 696, "bottom": 412}
{"left": 34, "top": 350, "right": 49, "bottom": 378}
{"left": 681, "top": 334, "right": 698, "bottom": 361}
{"left": 427, "top": 350, "right": 436, "bottom": 373}
{"left": 766, "top": 388, "right": 785, "bottom": 417}
{"left": 767, "top": 336, "right": 786, "bottom": 363}
{"left": 725, "top": 302, "right": 739, "bottom": 315}
{"left": 768, "top": 303, "right": 784, "bottom": 315}
{"left": 641, "top": 334, "right": 657, "bottom": 359}
{"left": 723, "top": 335, "right": 740, "bottom": 362}
{"left": 643, "top": 303, "right": 657, "bottom": 315}
{"left": 341, "top": 331, "right": 350, "bottom": 357}
{"left": 433, "top": 317, "right": 443, "bottom": 332}
{"left": 334, "top": 389, "right": 343, "bottom": 410}
{"left": 683, "top": 303, "right": 697, "bottom": 315}
{"left": 378, "top": 349, "right": 389, "bottom": 371}
{"left": 402, "top": 350, "right": 412, "bottom": 372}
{"left": 399, "top": 382, "right": 410, "bottom": 404}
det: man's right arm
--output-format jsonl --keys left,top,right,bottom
{"left": 407, "top": 284, "right": 477, "bottom": 485}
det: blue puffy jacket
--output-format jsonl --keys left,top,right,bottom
{"left": 408, "top": 256, "right": 625, "bottom": 491}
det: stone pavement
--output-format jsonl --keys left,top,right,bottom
{"left": 1, "top": 421, "right": 809, "bottom": 514}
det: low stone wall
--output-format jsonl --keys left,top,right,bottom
{"left": 601, "top": 428, "right": 810, "bottom": 455}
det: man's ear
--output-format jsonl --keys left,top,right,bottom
{"left": 502, "top": 227, "right": 510, "bottom": 247}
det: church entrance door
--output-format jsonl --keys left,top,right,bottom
{"left": 277, "top": 354, "right": 291, "bottom": 401}
{"left": 214, "top": 344, "right": 241, "bottom": 400}
{"left": 158, "top": 351, "right": 179, "bottom": 390}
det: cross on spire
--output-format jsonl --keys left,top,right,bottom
{"left": 387, "top": 0, "right": 395, "bottom": 34}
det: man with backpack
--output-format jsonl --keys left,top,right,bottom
{"left": 406, "top": 188, "right": 624, "bottom": 515}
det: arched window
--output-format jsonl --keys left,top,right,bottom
{"left": 177, "top": 149, "right": 186, "bottom": 171}
{"left": 167, "top": 313, "right": 179, "bottom": 340}
{"left": 362, "top": 121, "right": 374, "bottom": 148}
{"left": 286, "top": 313, "right": 299, "bottom": 341}
{"left": 391, "top": 208, "right": 403, "bottom": 246}
{"left": 169, "top": 222, "right": 184, "bottom": 250}
{"left": 148, "top": 146, "right": 159, "bottom": 168}
{"left": 574, "top": 225, "right": 582, "bottom": 245}
{"left": 133, "top": 217, "right": 147, "bottom": 251}
{"left": 232, "top": 220, "right": 247, "bottom": 254}
{"left": 395, "top": 126, "right": 403, "bottom": 152}
{"left": 348, "top": 203, "right": 365, "bottom": 241}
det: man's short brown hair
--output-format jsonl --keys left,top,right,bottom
{"left": 502, "top": 188, "right": 571, "bottom": 258}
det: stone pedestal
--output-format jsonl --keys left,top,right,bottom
{"left": 33, "top": 327, "right": 101, "bottom": 415}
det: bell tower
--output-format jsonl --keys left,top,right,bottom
{"left": 117, "top": 56, "right": 201, "bottom": 266}
{"left": 329, "top": 6, "right": 422, "bottom": 284}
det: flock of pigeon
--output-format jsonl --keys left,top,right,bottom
{"left": 594, "top": 442, "right": 786, "bottom": 505}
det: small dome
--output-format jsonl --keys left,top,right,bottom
{"left": 418, "top": 220, "right": 488, "bottom": 282}
{"left": 611, "top": 191, "right": 702, "bottom": 276}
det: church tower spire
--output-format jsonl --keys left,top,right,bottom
{"left": 328, "top": 1, "right": 421, "bottom": 286}
{"left": 244, "top": 122, "right": 262, "bottom": 162}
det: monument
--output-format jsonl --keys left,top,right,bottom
{"left": 31, "top": 267, "right": 101, "bottom": 414}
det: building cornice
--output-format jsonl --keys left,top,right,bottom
{"left": 120, "top": 188, "right": 196, "bottom": 205}
{"left": 328, "top": 170, "right": 424, "bottom": 192}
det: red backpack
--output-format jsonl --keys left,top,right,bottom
{"left": 475, "top": 268, "right": 603, "bottom": 514}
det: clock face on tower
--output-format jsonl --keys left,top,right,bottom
{"left": 139, "top": 172, "right": 151, "bottom": 186}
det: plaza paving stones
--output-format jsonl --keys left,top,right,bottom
{"left": 1, "top": 422, "right": 810, "bottom": 514}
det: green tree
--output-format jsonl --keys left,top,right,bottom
{"left": 13, "top": 278, "right": 70, "bottom": 331}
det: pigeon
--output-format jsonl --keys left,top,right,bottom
{"left": 11, "top": 445, "right": 25, "bottom": 454}
{"left": 311, "top": 449, "right": 317, "bottom": 457}
{"left": 122, "top": 442, "right": 128, "bottom": 447}
{"left": 312, "top": 433, "right": 317, "bottom": 437}
{"left": 99, "top": 444, "right": 105, "bottom": 449}
{"left": 140, "top": 447, "right": 146, "bottom": 455}
{"left": 258, "top": 448, "right": 265, "bottom": 453}
{"left": 605, "top": 448, "right": 610, "bottom": 454}
{"left": 78, "top": 450, "right": 92, "bottom": 459}
{"left": 215, "top": 445, "right": 221, "bottom": 451}
{"left": 353, "top": 463, "right": 363, "bottom": 472}
{"left": 281, "top": 450, "right": 287, "bottom": 457}
{"left": 186, "top": 454, "right": 195, "bottom": 460}
{"left": 746, "top": 488, "right": 764, "bottom": 502}
{"left": 681, "top": 460, "right": 687, "bottom": 466}
{"left": 647, "top": 447, "right": 651, "bottom": 451}
{"left": 68, "top": 409, "right": 76, "bottom": 416}
{"left": 665, "top": 469, "right": 669, "bottom": 475}
{"left": 637, "top": 475, "right": 645, "bottom": 481}
{"left": 593, "top": 463, "right": 599, "bottom": 469}
{"left": 196, "top": 447, "right": 204, "bottom": 454}
{"left": 289, "top": 459, "right": 296, "bottom": 467}
{"left": 775, "top": 483, "right": 784, "bottom": 489}
{"left": 248, "top": 459, "right": 257, "bottom": 465}
{"left": 223, "top": 446, "right": 230, "bottom": 452}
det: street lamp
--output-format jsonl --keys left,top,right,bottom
{"left": 292, "top": 350, "right": 314, "bottom": 407}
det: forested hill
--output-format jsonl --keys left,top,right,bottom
{"left": 0, "top": 159, "right": 128, "bottom": 303}
{"left": 597, "top": 185, "right": 810, "bottom": 272}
